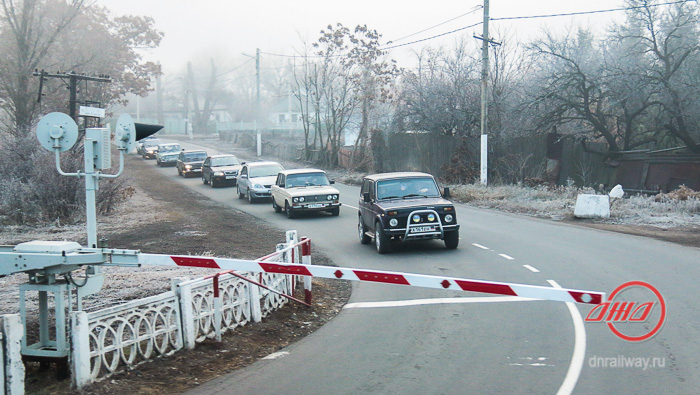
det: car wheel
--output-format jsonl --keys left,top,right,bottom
{"left": 272, "top": 198, "right": 282, "bottom": 213}
{"left": 358, "top": 218, "right": 371, "bottom": 245}
{"left": 285, "top": 202, "right": 296, "bottom": 219}
{"left": 375, "top": 222, "right": 389, "bottom": 254}
{"left": 237, "top": 185, "right": 245, "bottom": 199}
{"left": 444, "top": 230, "right": 459, "bottom": 249}
{"left": 330, "top": 207, "right": 340, "bottom": 217}
{"left": 247, "top": 189, "right": 254, "bottom": 203}
{"left": 202, "top": 174, "right": 209, "bottom": 185}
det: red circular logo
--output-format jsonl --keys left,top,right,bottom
{"left": 606, "top": 281, "right": 666, "bottom": 342}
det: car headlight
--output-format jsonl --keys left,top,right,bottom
{"left": 327, "top": 195, "right": 333, "bottom": 201}
{"left": 253, "top": 184, "right": 264, "bottom": 189}
{"left": 334, "top": 194, "right": 339, "bottom": 200}
{"left": 427, "top": 213, "right": 436, "bottom": 222}
{"left": 412, "top": 214, "right": 421, "bottom": 223}
{"left": 293, "top": 197, "right": 306, "bottom": 203}
{"left": 445, "top": 214, "right": 453, "bottom": 223}
{"left": 298, "top": 196, "right": 305, "bottom": 203}
{"left": 185, "top": 164, "right": 192, "bottom": 170}
{"left": 214, "top": 171, "right": 224, "bottom": 176}
{"left": 389, "top": 218, "right": 398, "bottom": 227}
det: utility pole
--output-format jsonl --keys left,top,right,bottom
{"left": 480, "top": 0, "right": 490, "bottom": 185}
{"left": 256, "top": 48, "right": 262, "bottom": 156}
{"left": 34, "top": 70, "right": 111, "bottom": 125}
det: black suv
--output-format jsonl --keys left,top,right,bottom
{"left": 358, "top": 172, "right": 459, "bottom": 254}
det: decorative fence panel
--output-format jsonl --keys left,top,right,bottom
{"left": 82, "top": 291, "right": 182, "bottom": 382}
{"left": 71, "top": 231, "right": 305, "bottom": 388}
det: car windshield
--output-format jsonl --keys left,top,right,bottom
{"left": 286, "top": 173, "right": 330, "bottom": 187}
{"left": 211, "top": 156, "right": 240, "bottom": 167}
{"left": 144, "top": 140, "right": 161, "bottom": 148}
{"left": 250, "top": 164, "right": 283, "bottom": 178}
{"left": 184, "top": 153, "right": 207, "bottom": 161}
{"left": 376, "top": 177, "right": 440, "bottom": 200}
{"left": 159, "top": 144, "right": 180, "bottom": 153}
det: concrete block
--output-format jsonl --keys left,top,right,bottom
{"left": 574, "top": 194, "right": 610, "bottom": 218}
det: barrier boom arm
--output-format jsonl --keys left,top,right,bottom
{"left": 133, "top": 252, "right": 604, "bottom": 305}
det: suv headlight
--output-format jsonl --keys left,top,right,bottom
{"left": 214, "top": 171, "right": 224, "bottom": 176}
{"left": 445, "top": 214, "right": 453, "bottom": 223}
{"left": 389, "top": 218, "right": 398, "bottom": 227}
{"left": 185, "top": 164, "right": 192, "bottom": 170}
{"left": 253, "top": 184, "right": 264, "bottom": 189}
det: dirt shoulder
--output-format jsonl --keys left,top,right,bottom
{"left": 21, "top": 155, "right": 352, "bottom": 395}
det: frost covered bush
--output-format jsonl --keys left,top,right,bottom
{"left": 0, "top": 133, "right": 134, "bottom": 225}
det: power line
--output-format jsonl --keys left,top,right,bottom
{"left": 387, "top": 5, "right": 483, "bottom": 45}
{"left": 491, "top": 0, "right": 695, "bottom": 21}
{"left": 381, "top": 22, "right": 483, "bottom": 50}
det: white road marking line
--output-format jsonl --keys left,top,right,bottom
{"left": 343, "top": 203, "right": 359, "bottom": 210}
{"left": 548, "top": 280, "right": 586, "bottom": 395}
{"left": 523, "top": 265, "right": 540, "bottom": 273}
{"left": 343, "top": 296, "right": 540, "bottom": 309}
{"left": 263, "top": 351, "right": 289, "bottom": 360}
{"left": 499, "top": 253, "right": 515, "bottom": 260}
{"left": 472, "top": 243, "right": 490, "bottom": 250}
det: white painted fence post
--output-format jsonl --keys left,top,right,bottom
{"left": 248, "top": 275, "right": 262, "bottom": 323}
{"left": 213, "top": 276, "right": 222, "bottom": 343}
{"left": 171, "top": 277, "right": 189, "bottom": 350}
{"left": 177, "top": 281, "right": 196, "bottom": 350}
{"left": 70, "top": 311, "right": 91, "bottom": 389}
{"left": 1, "top": 314, "right": 25, "bottom": 395}
{"left": 286, "top": 230, "right": 299, "bottom": 295}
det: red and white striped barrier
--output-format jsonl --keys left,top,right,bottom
{"left": 135, "top": 239, "right": 604, "bottom": 305}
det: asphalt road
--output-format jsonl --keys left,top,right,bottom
{"left": 145, "top": 140, "right": 700, "bottom": 394}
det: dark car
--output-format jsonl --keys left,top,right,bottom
{"left": 141, "top": 138, "right": 162, "bottom": 159}
{"left": 176, "top": 150, "right": 208, "bottom": 177}
{"left": 201, "top": 154, "right": 243, "bottom": 187}
{"left": 357, "top": 172, "right": 459, "bottom": 254}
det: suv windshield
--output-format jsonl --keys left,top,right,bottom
{"left": 184, "top": 153, "right": 207, "bottom": 161}
{"left": 286, "top": 173, "right": 329, "bottom": 187}
{"left": 376, "top": 177, "right": 440, "bottom": 200}
{"left": 250, "top": 164, "right": 283, "bottom": 178}
{"left": 211, "top": 156, "right": 240, "bottom": 167}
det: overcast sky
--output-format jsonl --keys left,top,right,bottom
{"left": 97, "top": 0, "right": 625, "bottom": 74}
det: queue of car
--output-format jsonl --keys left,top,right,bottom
{"left": 137, "top": 139, "right": 459, "bottom": 254}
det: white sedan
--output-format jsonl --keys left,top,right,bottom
{"left": 271, "top": 169, "right": 341, "bottom": 218}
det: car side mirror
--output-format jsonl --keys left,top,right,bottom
{"left": 330, "top": 180, "right": 335, "bottom": 185}
{"left": 443, "top": 187, "right": 451, "bottom": 199}
{"left": 362, "top": 192, "right": 371, "bottom": 203}
{"left": 241, "top": 175, "right": 247, "bottom": 179}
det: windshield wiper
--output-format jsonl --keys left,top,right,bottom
{"left": 403, "top": 194, "right": 427, "bottom": 199}
{"left": 381, "top": 195, "right": 400, "bottom": 200}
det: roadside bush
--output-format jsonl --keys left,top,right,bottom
{"left": 0, "top": 133, "right": 134, "bottom": 225}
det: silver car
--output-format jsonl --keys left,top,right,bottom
{"left": 236, "top": 161, "right": 285, "bottom": 203}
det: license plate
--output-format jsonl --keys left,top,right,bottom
{"left": 410, "top": 226, "right": 436, "bottom": 233}
{"left": 307, "top": 203, "right": 326, "bottom": 208}
{"left": 225, "top": 176, "right": 235, "bottom": 179}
